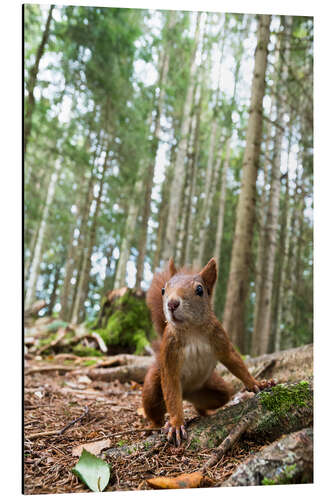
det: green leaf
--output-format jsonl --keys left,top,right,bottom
{"left": 72, "top": 449, "right": 111, "bottom": 492}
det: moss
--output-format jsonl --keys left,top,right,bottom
{"left": 38, "top": 333, "right": 57, "bottom": 347}
{"left": 117, "top": 439, "right": 128, "bottom": 447}
{"left": 189, "top": 435, "right": 202, "bottom": 450}
{"left": 259, "top": 381, "right": 311, "bottom": 419}
{"left": 82, "top": 359, "right": 98, "bottom": 366}
{"left": 261, "top": 477, "right": 276, "bottom": 486}
{"left": 261, "top": 464, "right": 298, "bottom": 486}
{"left": 72, "top": 344, "right": 103, "bottom": 357}
{"left": 94, "top": 291, "right": 155, "bottom": 355}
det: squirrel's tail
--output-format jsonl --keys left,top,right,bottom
{"left": 146, "top": 266, "right": 171, "bottom": 337}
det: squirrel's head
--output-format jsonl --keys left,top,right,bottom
{"left": 162, "top": 257, "right": 217, "bottom": 327}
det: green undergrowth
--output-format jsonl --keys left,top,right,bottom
{"left": 92, "top": 291, "right": 155, "bottom": 355}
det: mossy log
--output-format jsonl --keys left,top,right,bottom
{"left": 105, "top": 379, "right": 313, "bottom": 458}
{"left": 220, "top": 427, "right": 313, "bottom": 486}
{"left": 91, "top": 288, "right": 155, "bottom": 355}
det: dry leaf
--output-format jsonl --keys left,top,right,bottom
{"left": 137, "top": 407, "right": 146, "bottom": 417}
{"left": 72, "top": 439, "right": 111, "bottom": 457}
{"left": 147, "top": 471, "right": 204, "bottom": 489}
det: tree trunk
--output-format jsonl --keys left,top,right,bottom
{"left": 25, "top": 158, "right": 61, "bottom": 308}
{"left": 222, "top": 15, "right": 271, "bottom": 352}
{"left": 162, "top": 13, "right": 202, "bottom": 263}
{"left": 212, "top": 138, "right": 231, "bottom": 308}
{"left": 113, "top": 167, "right": 145, "bottom": 289}
{"left": 71, "top": 147, "right": 110, "bottom": 323}
{"left": 135, "top": 21, "right": 172, "bottom": 288}
{"left": 271, "top": 119, "right": 294, "bottom": 351}
{"left": 193, "top": 23, "right": 226, "bottom": 268}
{"left": 184, "top": 68, "right": 205, "bottom": 266}
{"left": 252, "top": 17, "right": 291, "bottom": 356}
{"left": 24, "top": 4, "right": 54, "bottom": 155}
{"left": 46, "top": 262, "right": 62, "bottom": 316}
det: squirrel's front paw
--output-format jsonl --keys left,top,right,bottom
{"left": 247, "top": 378, "right": 276, "bottom": 393}
{"left": 163, "top": 421, "right": 187, "bottom": 447}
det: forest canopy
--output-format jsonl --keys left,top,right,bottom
{"left": 24, "top": 5, "right": 313, "bottom": 355}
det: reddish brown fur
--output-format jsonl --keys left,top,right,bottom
{"left": 142, "top": 257, "right": 274, "bottom": 442}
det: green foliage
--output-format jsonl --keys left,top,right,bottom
{"left": 72, "top": 449, "right": 111, "bottom": 492}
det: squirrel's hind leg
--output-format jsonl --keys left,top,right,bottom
{"left": 184, "top": 371, "right": 232, "bottom": 416}
{"left": 142, "top": 363, "right": 166, "bottom": 427}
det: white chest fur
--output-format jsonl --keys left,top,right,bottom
{"left": 180, "top": 337, "right": 217, "bottom": 392}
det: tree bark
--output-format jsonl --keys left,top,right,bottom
{"left": 162, "top": 13, "right": 202, "bottom": 263}
{"left": 252, "top": 17, "right": 292, "bottom": 356}
{"left": 135, "top": 16, "right": 173, "bottom": 287}
{"left": 113, "top": 166, "right": 145, "bottom": 289}
{"left": 222, "top": 15, "right": 271, "bottom": 352}
{"left": 25, "top": 158, "right": 61, "bottom": 308}
{"left": 46, "top": 262, "right": 62, "bottom": 316}
{"left": 71, "top": 146, "right": 110, "bottom": 323}
{"left": 220, "top": 427, "right": 313, "bottom": 486}
{"left": 24, "top": 4, "right": 55, "bottom": 155}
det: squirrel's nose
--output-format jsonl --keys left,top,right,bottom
{"left": 168, "top": 299, "right": 180, "bottom": 312}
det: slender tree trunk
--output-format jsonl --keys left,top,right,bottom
{"left": 193, "top": 24, "right": 226, "bottom": 268}
{"left": 24, "top": 223, "right": 40, "bottom": 284}
{"left": 184, "top": 66, "right": 205, "bottom": 266}
{"left": 24, "top": 4, "right": 54, "bottom": 155}
{"left": 135, "top": 30, "right": 171, "bottom": 288}
{"left": 212, "top": 137, "right": 231, "bottom": 308}
{"left": 113, "top": 164, "right": 145, "bottom": 289}
{"left": 252, "top": 17, "right": 291, "bottom": 356}
{"left": 25, "top": 158, "right": 61, "bottom": 308}
{"left": 222, "top": 15, "right": 271, "bottom": 352}
{"left": 46, "top": 262, "right": 62, "bottom": 316}
{"left": 162, "top": 12, "right": 202, "bottom": 263}
{"left": 273, "top": 174, "right": 292, "bottom": 351}
{"left": 71, "top": 147, "right": 110, "bottom": 323}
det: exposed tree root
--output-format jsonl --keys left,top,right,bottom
{"left": 219, "top": 427, "right": 313, "bottom": 486}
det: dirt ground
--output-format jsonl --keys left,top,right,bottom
{"left": 24, "top": 358, "right": 269, "bottom": 494}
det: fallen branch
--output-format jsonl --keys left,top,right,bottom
{"left": 202, "top": 410, "right": 260, "bottom": 471}
{"left": 25, "top": 365, "right": 77, "bottom": 375}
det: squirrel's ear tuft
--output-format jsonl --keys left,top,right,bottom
{"left": 168, "top": 257, "right": 177, "bottom": 277}
{"left": 199, "top": 258, "right": 217, "bottom": 295}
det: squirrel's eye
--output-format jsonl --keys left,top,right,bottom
{"left": 196, "top": 285, "right": 204, "bottom": 296}
{"left": 161, "top": 288, "right": 165, "bottom": 296}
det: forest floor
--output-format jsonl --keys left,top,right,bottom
{"left": 24, "top": 356, "right": 271, "bottom": 494}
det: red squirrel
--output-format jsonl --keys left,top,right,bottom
{"left": 142, "top": 257, "right": 274, "bottom": 446}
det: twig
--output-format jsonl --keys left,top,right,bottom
{"left": 202, "top": 410, "right": 259, "bottom": 471}
{"left": 26, "top": 406, "right": 89, "bottom": 440}
{"left": 58, "top": 405, "right": 89, "bottom": 434}
{"left": 36, "top": 327, "right": 68, "bottom": 355}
